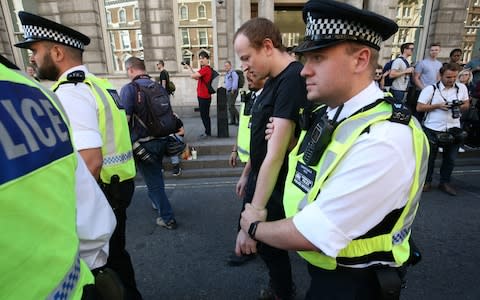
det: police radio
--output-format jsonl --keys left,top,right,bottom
{"left": 303, "top": 113, "right": 334, "bottom": 166}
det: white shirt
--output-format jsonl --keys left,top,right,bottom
{"left": 418, "top": 82, "right": 469, "bottom": 131}
{"left": 55, "top": 65, "right": 102, "bottom": 151}
{"left": 75, "top": 152, "right": 116, "bottom": 269}
{"left": 54, "top": 66, "right": 116, "bottom": 269}
{"left": 391, "top": 56, "right": 410, "bottom": 91}
{"left": 293, "top": 82, "right": 416, "bottom": 263}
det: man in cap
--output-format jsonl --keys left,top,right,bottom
{"left": 239, "top": 0, "right": 429, "bottom": 298}
{"left": 15, "top": 11, "right": 142, "bottom": 299}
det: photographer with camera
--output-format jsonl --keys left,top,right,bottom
{"left": 417, "top": 63, "right": 470, "bottom": 195}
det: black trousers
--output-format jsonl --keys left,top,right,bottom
{"left": 240, "top": 172, "right": 294, "bottom": 298}
{"left": 305, "top": 264, "right": 396, "bottom": 300}
{"left": 198, "top": 97, "right": 211, "bottom": 135}
{"left": 101, "top": 179, "right": 143, "bottom": 300}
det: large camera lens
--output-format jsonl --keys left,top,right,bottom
{"left": 132, "top": 142, "right": 155, "bottom": 164}
{"left": 450, "top": 100, "right": 462, "bottom": 119}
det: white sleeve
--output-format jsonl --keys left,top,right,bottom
{"left": 75, "top": 152, "right": 116, "bottom": 269}
{"left": 458, "top": 83, "right": 469, "bottom": 101}
{"left": 391, "top": 58, "right": 403, "bottom": 71}
{"left": 293, "top": 121, "right": 415, "bottom": 257}
{"left": 417, "top": 85, "right": 435, "bottom": 104}
{"left": 56, "top": 84, "right": 103, "bottom": 150}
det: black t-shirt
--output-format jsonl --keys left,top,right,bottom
{"left": 250, "top": 61, "right": 307, "bottom": 177}
{"left": 158, "top": 70, "right": 169, "bottom": 86}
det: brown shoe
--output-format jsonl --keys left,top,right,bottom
{"left": 423, "top": 182, "right": 432, "bottom": 192}
{"left": 439, "top": 183, "right": 457, "bottom": 196}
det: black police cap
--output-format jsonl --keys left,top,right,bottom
{"left": 295, "top": 0, "right": 398, "bottom": 53}
{"left": 15, "top": 11, "right": 90, "bottom": 51}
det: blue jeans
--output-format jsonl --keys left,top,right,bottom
{"left": 136, "top": 138, "right": 175, "bottom": 222}
{"left": 391, "top": 89, "right": 406, "bottom": 103}
{"left": 426, "top": 138, "right": 460, "bottom": 184}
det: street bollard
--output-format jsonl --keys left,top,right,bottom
{"left": 216, "top": 87, "right": 229, "bottom": 137}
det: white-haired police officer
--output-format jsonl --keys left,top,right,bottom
{"left": 240, "top": 1, "right": 429, "bottom": 299}
{"left": 15, "top": 11, "right": 141, "bottom": 299}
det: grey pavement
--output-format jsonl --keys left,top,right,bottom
{"left": 126, "top": 166, "right": 480, "bottom": 299}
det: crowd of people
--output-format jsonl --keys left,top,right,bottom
{"left": 2, "top": 0, "right": 479, "bottom": 299}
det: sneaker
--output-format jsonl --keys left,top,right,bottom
{"left": 156, "top": 218, "right": 178, "bottom": 230}
{"left": 172, "top": 164, "right": 182, "bottom": 176}
{"left": 459, "top": 147, "right": 465, "bottom": 153}
{"left": 199, "top": 133, "right": 210, "bottom": 139}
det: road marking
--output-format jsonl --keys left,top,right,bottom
{"left": 136, "top": 180, "right": 237, "bottom": 190}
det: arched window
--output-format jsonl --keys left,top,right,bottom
{"left": 198, "top": 4, "right": 206, "bottom": 19}
{"left": 119, "top": 8, "right": 126, "bottom": 23}
{"left": 180, "top": 5, "right": 188, "bottom": 20}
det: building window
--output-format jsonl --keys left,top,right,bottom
{"left": 198, "top": 29, "right": 208, "bottom": 47}
{"left": 136, "top": 30, "right": 143, "bottom": 48}
{"left": 180, "top": 5, "right": 188, "bottom": 20}
{"left": 121, "top": 30, "right": 131, "bottom": 50}
{"left": 119, "top": 8, "right": 126, "bottom": 23}
{"left": 281, "top": 32, "right": 300, "bottom": 47}
{"left": 134, "top": 7, "right": 140, "bottom": 20}
{"left": 182, "top": 50, "right": 192, "bottom": 66}
{"left": 102, "top": 0, "right": 143, "bottom": 73}
{"left": 181, "top": 28, "right": 190, "bottom": 47}
{"left": 198, "top": 4, "right": 206, "bottom": 19}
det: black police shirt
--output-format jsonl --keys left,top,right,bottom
{"left": 250, "top": 61, "right": 308, "bottom": 180}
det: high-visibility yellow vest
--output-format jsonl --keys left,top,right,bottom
{"left": 237, "top": 102, "right": 251, "bottom": 163}
{"left": 283, "top": 100, "right": 429, "bottom": 270}
{"left": 0, "top": 63, "right": 94, "bottom": 299}
{"left": 52, "top": 73, "right": 136, "bottom": 184}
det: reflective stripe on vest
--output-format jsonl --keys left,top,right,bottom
{"left": 283, "top": 101, "right": 429, "bottom": 270}
{"left": 51, "top": 75, "right": 136, "bottom": 183}
{"left": 1, "top": 64, "right": 94, "bottom": 299}
{"left": 237, "top": 102, "right": 251, "bottom": 163}
{"left": 47, "top": 252, "right": 81, "bottom": 300}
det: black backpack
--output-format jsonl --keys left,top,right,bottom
{"left": 384, "top": 56, "right": 410, "bottom": 87}
{"left": 132, "top": 80, "right": 177, "bottom": 137}
{"left": 235, "top": 69, "right": 245, "bottom": 89}
{"left": 207, "top": 66, "right": 220, "bottom": 94}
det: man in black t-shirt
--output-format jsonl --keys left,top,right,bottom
{"left": 233, "top": 17, "right": 307, "bottom": 299}
{"left": 156, "top": 59, "right": 169, "bottom": 91}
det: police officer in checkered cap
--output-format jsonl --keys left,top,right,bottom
{"left": 15, "top": 11, "right": 143, "bottom": 300}
{"left": 240, "top": 1, "right": 429, "bottom": 298}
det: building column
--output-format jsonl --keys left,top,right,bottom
{"left": 258, "top": 0, "right": 274, "bottom": 21}
{"left": 139, "top": 0, "right": 176, "bottom": 74}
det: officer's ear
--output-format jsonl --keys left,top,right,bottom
{"left": 50, "top": 44, "right": 67, "bottom": 63}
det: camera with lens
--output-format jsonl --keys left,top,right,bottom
{"left": 132, "top": 141, "right": 155, "bottom": 164}
{"left": 449, "top": 99, "right": 463, "bottom": 119}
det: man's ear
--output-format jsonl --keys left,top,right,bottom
{"left": 353, "top": 47, "right": 371, "bottom": 74}
{"left": 262, "top": 38, "right": 275, "bottom": 56}
{"left": 50, "top": 44, "right": 65, "bottom": 63}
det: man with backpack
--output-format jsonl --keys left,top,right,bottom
{"left": 187, "top": 51, "right": 213, "bottom": 138}
{"left": 224, "top": 60, "right": 240, "bottom": 125}
{"left": 156, "top": 59, "right": 175, "bottom": 95}
{"left": 120, "top": 57, "right": 177, "bottom": 230}
{"left": 389, "top": 42, "right": 415, "bottom": 103}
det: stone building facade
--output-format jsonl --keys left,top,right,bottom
{"left": 0, "top": 0, "right": 478, "bottom": 112}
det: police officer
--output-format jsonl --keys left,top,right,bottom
{"left": 229, "top": 70, "right": 267, "bottom": 167}
{"left": 15, "top": 11, "right": 141, "bottom": 299}
{"left": 0, "top": 54, "right": 105, "bottom": 299}
{"left": 240, "top": 1, "right": 429, "bottom": 298}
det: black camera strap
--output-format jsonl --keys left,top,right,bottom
{"left": 435, "top": 81, "right": 459, "bottom": 104}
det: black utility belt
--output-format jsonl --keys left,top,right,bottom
{"left": 423, "top": 126, "right": 466, "bottom": 146}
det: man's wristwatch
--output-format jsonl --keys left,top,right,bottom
{"left": 248, "top": 221, "right": 261, "bottom": 241}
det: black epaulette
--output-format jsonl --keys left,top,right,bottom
{"left": 299, "top": 104, "right": 327, "bottom": 130}
{"left": 383, "top": 96, "right": 411, "bottom": 125}
{"left": 66, "top": 70, "right": 86, "bottom": 83}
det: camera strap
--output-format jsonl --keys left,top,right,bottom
{"left": 435, "top": 81, "right": 459, "bottom": 104}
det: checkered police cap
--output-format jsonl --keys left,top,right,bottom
{"left": 295, "top": 0, "right": 398, "bottom": 53}
{"left": 15, "top": 11, "right": 90, "bottom": 51}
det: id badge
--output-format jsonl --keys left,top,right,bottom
{"left": 293, "top": 161, "right": 316, "bottom": 193}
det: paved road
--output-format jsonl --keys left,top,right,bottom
{"left": 126, "top": 165, "right": 480, "bottom": 299}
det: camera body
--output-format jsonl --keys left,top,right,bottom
{"left": 449, "top": 99, "right": 463, "bottom": 119}
{"left": 132, "top": 141, "right": 155, "bottom": 164}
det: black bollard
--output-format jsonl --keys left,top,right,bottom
{"left": 216, "top": 87, "right": 229, "bottom": 137}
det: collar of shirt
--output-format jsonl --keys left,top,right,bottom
{"left": 436, "top": 80, "right": 457, "bottom": 92}
{"left": 58, "top": 65, "right": 90, "bottom": 80}
{"left": 327, "top": 81, "right": 384, "bottom": 121}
